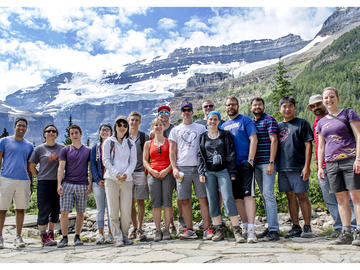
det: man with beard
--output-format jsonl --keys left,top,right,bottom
{"left": 222, "top": 96, "right": 258, "bottom": 243}
{"left": 250, "top": 97, "right": 280, "bottom": 241}
{"left": 307, "top": 94, "right": 356, "bottom": 238}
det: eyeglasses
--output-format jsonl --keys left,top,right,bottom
{"left": 101, "top": 128, "right": 111, "bottom": 132}
{"left": 16, "top": 124, "right": 27, "bottom": 128}
{"left": 44, "top": 130, "right": 57, "bottom": 133}
{"left": 182, "top": 108, "right": 193, "bottom": 112}
{"left": 158, "top": 146, "right": 162, "bottom": 154}
{"left": 203, "top": 104, "right": 214, "bottom": 109}
{"left": 226, "top": 103, "right": 238, "bottom": 107}
{"left": 117, "top": 123, "right": 128, "bottom": 128}
{"left": 159, "top": 111, "right": 170, "bottom": 116}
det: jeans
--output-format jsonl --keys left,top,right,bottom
{"left": 255, "top": 164, "right": 279, "bottom": 231}
{"left": 317, "top": 169, "right": 356, "bottom": 229}
{"left": 93, "top": 183, "right": 110, "bottom": 229}
{"left": 204, "top": 169, "right": 238, "bottom": 217}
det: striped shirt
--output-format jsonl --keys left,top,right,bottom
{"left": 253, "top": 113, "right": 278, "bottom": 164}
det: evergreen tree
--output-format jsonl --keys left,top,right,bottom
{"left": 63, "top": 114, "right": 73, "bottom": 146}
{"left": 271, "top": 58, "right": 294, "bottom": 121}
{"left": 86, "top": 137, "right": 90, "bottom": 147}
{"left": 0, "top": 128, "right": 9, "bottom": 138}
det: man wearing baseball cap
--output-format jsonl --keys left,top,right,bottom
{"left": 308, "top": 94, "right": 356, "bottom": 239}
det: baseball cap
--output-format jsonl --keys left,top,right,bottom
{"left": 180, "top": 101, "right": 193, "bottom": 111}
{"left": 157, "top": 105, "right": 171, "bottom": 112}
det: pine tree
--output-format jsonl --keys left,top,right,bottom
{"left": 0, "top": 128, "right": 9, "bottom": 138}
{"left": 63, "top": 114, "right": 73, "bottom": 146}
{"left": 86, "top": 137, "right": 90, "bottom": 147}
{"left": 271, "top": 58, "right": 294, "bottom": 121}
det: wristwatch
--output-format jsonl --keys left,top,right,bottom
{"left": 248, "top": 158, "right": 254, "bottom": 163}
{"left": 269, "top": 161, "right": 275, "bottom": 165}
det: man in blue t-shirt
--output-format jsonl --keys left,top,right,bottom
{"left": 222, "top": 96, "right": 258, "bottom": 243}
{"left": 0, "top": 117, "right": 33, "bottom": 249}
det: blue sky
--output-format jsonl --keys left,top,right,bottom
{"left": 0, "top": 6, "right": 336, "bottom": 100}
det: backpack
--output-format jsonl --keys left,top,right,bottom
{"left": 109, "top": 139, "right": 133, "bottom": 166}
{"left": 328, "top": 109, "right": 354, "bottom": 138}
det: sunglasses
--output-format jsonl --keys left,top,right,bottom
{"left": 182, "top": 108, "right": 193, "bottom": 112}
{"left": 203, "top": 104, "right": 214, "bottom": 109}
{"left": 117, "top": 122, "right": 128, "bottom": 128}
{"left": 44, "top": 130, "right": 57, "bottom": 134}
{"left": 158, "top": 146, "right": 162, "bottom": 154}
{"left": 159, "top": 111, "right": 170, "bottom": 116}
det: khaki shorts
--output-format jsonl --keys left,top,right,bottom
{"left": 0, "top": 176, "right": 30, "bottom": 210}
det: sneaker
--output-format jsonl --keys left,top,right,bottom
{"left": 14, "top": 235, "right": 25, "bottom": 248}
{"left": 105, "top": 234, "right": 114, "bottom": 244}
{"left": 0, "top": 236, "right": 4, "bottom": 249}
{"left": 137, "top": 229, "right": 147, "bottom": 242}
{"left": 247, "top": 230, "right": 258, "bottom": 243}
{"left": 170, "top": 225, "right": 177, "bottom": 235}
{"left": 96, "top": 234, "right": 105, "bottom": 245}
{"left": 123, "top": 236, "right": 133, "bottom": 245}
{"left": 178, "top": 216, "right": 186, "bottom": 229}
{"left": 352, "top": 229, "right": 360, "bottom": 246}
{"left": 203, "top": 228, "right": 214, "bottom": 240}
{"left": 41, "top": 232, "right": 56, "bottom": 247}
{"left": 154, "top": 229, "right": 162, "bottom": 242}
{"left": 162, "top": 229, "right": 171, "bottom": 240}
{"left": 301, "top": 225, "right": 313, "bottom": 238}
{"left": 233, "top": 227, "right": 246, "bottom": 243}
{"left": 285, "top": 224, "right": 302, "bottom": 238}
{"left": 179, "top": 228, "right": 198, "bottom": 240}
{"left": 212, "top": 226, "right": 225, "bottom": 242}
{"left": 48, "top": 231, "right": 55, "bottom": 241}
{"left": 57, "top": 238, "right": 68, "bottom": 248}
{"left": 129, "top": 228, "right": 137, "bottom": 239}
{"left": 331, "top": 230, "right": 353, "bottom": 245}
{"left": 74, "top": 237, "right": 84, "bottom": 246}
{"left": 198, "top": 220, "right": 205, "bottom": 230}
{"left": 263, "top": 231, "right": 280, "bottom": 242}
{"left": 326, "top": 228, "right": 342, "bottom": 240}
{"left": 257, "top": 228, "right": 269, "bottom": 239}
{"left": 115, "top": 238, "right": 124, "bottom": 247}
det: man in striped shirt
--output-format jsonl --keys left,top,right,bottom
{"left": 250, "top": 97, "right": 280, "bottom": 241}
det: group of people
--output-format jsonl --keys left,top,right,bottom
{"left": 0, "top": 86, "right": 360, "bottom": 249}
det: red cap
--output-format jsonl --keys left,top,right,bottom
{"left": 157, "top": 105, "right": 171, "bottom": 112}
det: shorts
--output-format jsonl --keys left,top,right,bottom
{"left": 177, "top": 166, "right": 207, "bottom": 200}
{"left": 326, "top": 157, "right": 360, "bottom": 193}
{"left": 0, "top": 176, "right": 30, "bottom": 210}
{"left": 37, "top": 180, "right": 60, "bottom": 225}
{"left": 148, "top": 174, "right": 176, "bottom": 208}
{"left": 232, "top": 162, "right": 255, "bottom": 199}
{"left": 278, "top": 171, "right": 309, "bottom": 193}
{"left": 132, "top": 172, "right": 149, "bottom": 200}
{"left": 60, "top": 182, "right": 88, "bottom": 213}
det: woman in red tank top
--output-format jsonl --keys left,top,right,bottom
{"left": 143, "top": 118, "right": 175, "bottom": 242}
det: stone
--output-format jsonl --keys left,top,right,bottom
{"left": 111, "top": 251, "right": 186, "bottom": 263}
{"left": 22, "top": 228, "right": 40, "bottom": 238}
{"left": 276, "top": 253, "right": 322, "bottom": 263}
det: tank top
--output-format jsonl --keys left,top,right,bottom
{"left": 149, "top": 138, "right": 171, "bottom": 173}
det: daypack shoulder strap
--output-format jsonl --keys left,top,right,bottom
{"left": 110, "top": 140, "right": 115, "bottom": 165}
{"left": 328, "top": 109, "right": 354, "bottom": 138}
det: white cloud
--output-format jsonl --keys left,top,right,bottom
{"left": 184, "top": 17, "right": 209, "bottom": 31}
{"left": 158, "top": 18, "right": 177, "bottom": 30}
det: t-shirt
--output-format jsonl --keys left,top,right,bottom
{"left": 132, "top": 131, "right": 149, "bottom": 172}
{"left": 253, "top": 113, "right": 278, "bottom": 165}
{"left": 277, "top": 118, "right": 313, "bottom": 171}
{"left": 168, "top": 122, "right": 206, "bottom": 166}
{"left": 163, "top": 124, "right": 174, "bottom": 138}
{"left": 313, "top": 116, "right": 326, "bottom": 169}
{"left": 221, "top": 114, "right": 257, "bottom": 165}
{"left": 29, "top": 143, "right": 65, "bottom": 181}
{"left": 0, "top": 136, "right": 33, "bottom": 180}
{"left": 59, "top": 144, "right": 91, "bottom": 185}
{"left": 317, "top": 109, "right": 360, "bottom": 162}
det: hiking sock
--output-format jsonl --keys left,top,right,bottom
{"left": 40, "top": 230, "right": 47, "bottom": 235}
{"left": 243, "top": 222, "right": 248, "bottom": 230}
{"left": 74, "top": 234, "right": 81, "bottom": 240}
{"left": 343, "top": 226, "right": 351, "bottom": 232}
{"left": 247, "top": 224, "right": 255, "bottom": 232}
{"left": 62, "top": 235, "right": 68, "bottom": 240}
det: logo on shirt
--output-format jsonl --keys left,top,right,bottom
{"left": 279, "top": 127, "right": 290, "bottom": 143}
{"left": 48, "top": 150, "right": 58, "bottom": 161}
{"left": 223, "top": 122, "right": 239, "bottom": 131}
{"left": 181, "top": 131, "right": 197, "bottom": 146}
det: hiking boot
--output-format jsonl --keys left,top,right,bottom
{"left": 233, "top": 227, "right": 246, "bottom": 243}
{"left": 247, "top": 230, "right": 258, "bottom": 243}
{"left": 48, "top": 231, "right": 55, "bottom": 241}
{"left": 14, "top": 235, "right": 25, "bottom": 248}
{"left": 57, "top": 237, "right": 68, "bottom": 248}
{"left": 263, "top": 231, "right": 280, "bottom": 241}
{"left": 301, "top": 225, "right": 313, "bottom": 238}
{"left": 285, "top": 224, "right": 302, "bottom": 238}
{"left": 352, "top": 229, "right": 360, "bottom": 246}
{"left": 123, "top": 236, "right": 133, "bottom": 245}
{"left": 203, "top": 228, "right": 214, "bottom": 240}
{"left": 137, "top": 229, "right": 147, "bottom": 242}
{"left": 257, "top": 228, "right": 269, "bottom": 239}
{"left": 212, "top": 227, "right": 225, "bottom": 242}
{"left": 179, "top": 228, "right": 198, "bottom": 240}
{"left": 154, "top": 229, "right": 162, "bottom": 242}
{"left": 198, "top": 219, "right": 205, "bottom": 230}
{"left": 41, "top": 232, "right": 56, "bottom": 247}
{"left": 0, "top": 236, "right": 4, "bottom": 249}
{"left": 129, "top": 228, "right": 137, "bottom": 239}
{"left": 178, "top": 216, "right": 186, "bottom": 229}
{"left": 74, "top": 237, "right": 84, "bottom": 246}
{"left": 162, "top": 229, "right": 171, "bottom": 240}
{"left": 105, "top": 234, "right": 114, "bottom": 244}
{"left": 96, "top": 233, "right": 105, "bottom": 245}
{"left": 170, "top": 225, "right": 177, "bottom": 235}
{"left": 326, "top": 228, "right": 342, "bottom": 240}
{"left": 331, "top": 230, "right": 353, "bottom": 245}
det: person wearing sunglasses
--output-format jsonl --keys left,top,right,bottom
{"left": 102, "top": 116, "right": 137, "bottom": 247}
{"left": 29, "top": 125, "right": 64, "bottom": 247}
{"left": 143, "top": 118, "right": 175, "bottom": 241}
{"left": 196, "top": 100, "right": 224, "bottom": 128}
